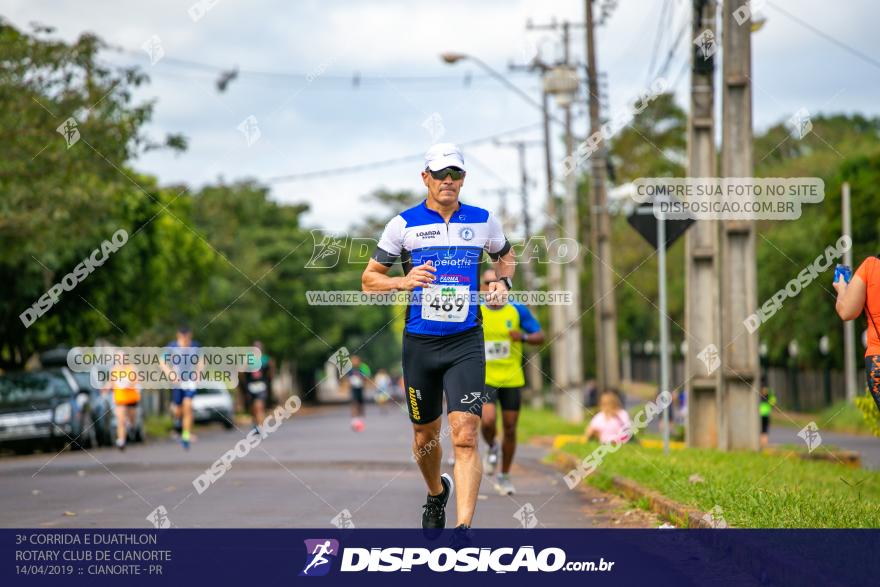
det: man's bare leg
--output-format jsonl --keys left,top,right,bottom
{"left": 413, "top": 418, "right": 443, "bottom": 496}
{"left": 449, "top": 410, "right": 481, "bottom": 526}
{"left": 500, "top": 410, "right": 519, "bottom": 473}
{"left": 480, "top": 402, "right": 497, "bottom": 446}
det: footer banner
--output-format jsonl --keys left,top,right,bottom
{"left": 3, "top": 529, "right": 877, "bottom": 585}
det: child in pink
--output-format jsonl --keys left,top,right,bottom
{"left": 586, "top": 391, "right": 632, "bottom": 444}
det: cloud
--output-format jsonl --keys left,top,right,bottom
{"left": 5, "top": 0, "right": 879, "bottom": 230}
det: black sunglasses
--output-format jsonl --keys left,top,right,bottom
{"left": 428, "top": 167, "right": 465, "bottom": 181}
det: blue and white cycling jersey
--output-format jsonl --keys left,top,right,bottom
{"left": 372, "top": 199, "right": 511, "bottom": 336}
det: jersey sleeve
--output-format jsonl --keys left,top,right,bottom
{"left": 484, "top": 212, "right": 511, "bottom": 260}
{"left": 514, "top": 303, "right": 541, "bottom": 333}
{"left": 855, "top": 256, "right": 877, "bottom": 286}
{"left": 372, "top": 215, "right": 405, "bottom": 267}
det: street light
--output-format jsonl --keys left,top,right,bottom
{"left": 442, "top": 51, "right": 581, "bottom": 422}
{"left": 439, "top": 52, "right": 551, "bottom": 115}
{"left": 543, "top": 65, "right": 579, "bottom": 108}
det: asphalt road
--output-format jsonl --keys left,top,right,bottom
{"left": 769, "top": 424, "right": 880, "bottom": 469}
{"left": 0, "top": 403, "right": 658, "bottom": 529}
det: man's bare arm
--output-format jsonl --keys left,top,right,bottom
{"left": 492, "top": 248, "right": 516, "bottom": 282}
{"left": 362, "top": 259, "right": 436, "bottom": 292}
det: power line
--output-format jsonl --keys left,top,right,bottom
{"left": 651, "top": 12, "right": 690, "bottom": 81}
{"left": 765, "top": 1, "right": 880, "bottom": 72}
{"left": 646, "top": 0, "right": 671, "bottom": 84}
{"left": 264, "top": 122, "right": 543, "bottom": 183}
{"left": 115, "top": 50, "right": 533, "bottom": 84}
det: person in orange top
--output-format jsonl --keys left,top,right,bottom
{"left": 102, "top": 351, "right": 141, "bottom": 450}
{"left": 834, "top": 256, "right": 880, "bottom": 411}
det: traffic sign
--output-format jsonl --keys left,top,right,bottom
{"left": 626, "top": 199, "right": 695, "bottom": 250}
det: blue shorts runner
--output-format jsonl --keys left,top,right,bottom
{"left": 171, "top": 385, "right": 196, "bottom": 406}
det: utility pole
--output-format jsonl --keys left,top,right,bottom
{"left": 720, "top": 0, "right": 760, "bottom": 450}
{"left": 481, "top": 188, "right": 515, "bottom": 235}
{"left": 519, "top": 25, "right": 569, "bottom": 405}
{"left": 685, "top": 0, "right": 722, "bottom": 448}
{"left": 842, "top": 182, "right": 857, "bottom": 403}
{"left": 542, "top": 87, "right": 567, "bottom": 405}
{"left": 561, "top": 21, "right": 585, "bottom": 421}
{"left": 525, "top": 19, "right": 585, "bottom": 421}
{"left": 495, "top": 139, "right": 545, "bottom": 399}
{"left": 585, "top": 0, "right": 620, "bottom": 395}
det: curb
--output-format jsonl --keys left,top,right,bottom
{"left": 764, "top": 446, "right": 861, "bottom": 468}
{"left": 549, "top": 450, "right": 718, "bottom": 528}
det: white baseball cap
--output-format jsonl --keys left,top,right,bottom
{"left": 424, "top": 142, "right": 466, "bottom": 172}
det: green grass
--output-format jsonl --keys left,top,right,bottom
{"left": 560, "top": 440, "right": 880, "bottom": 527}
{"left": 517, "top": 407, "right": 586, "bottom": 441}
{"left": 775, "top": 401, "right": 874, "bottom": 436}
{"left": 144, "top": 414, "right": 173, "bottom": 439}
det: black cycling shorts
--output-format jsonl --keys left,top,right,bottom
{"left": 351, "top": 386, "right": 365, "bottom": 406}
{"left": 402, "top": 326, "right": 486, "bottom": 424}
{"left": 484, "top": 385, "right": 522, "bottom": 412}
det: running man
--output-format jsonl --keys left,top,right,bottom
{"left": 479, "top": 268, "right": 544, "bottom": 495}
{"left": 243, "top": 340, "right": 274, "bottom": 432}
{"left": 103, "top": 349, "right": 141, "bottom": 451}
{"left": 374, "top": 368, "right": 392, "bottom": 414}
{"left": 759, "top": 373, "right": 776, "bottom": 449}
{"left": 347, "top": 355, "right": 371, "bottom": 431}
{"left": 161, "top": 326, "right": 201, "bottom": 449}
{"left": 362, "top": 143, "right": 515, "bottom": 531}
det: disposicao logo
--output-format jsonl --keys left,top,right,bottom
{"left": 300, "top": 539, "right": 340, "bottom": 577}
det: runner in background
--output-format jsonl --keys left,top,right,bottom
{"left": 348, "top": 355, "right": 371, "bottom": 431}
{"left": 479, "top": 268, "right": 544, "bottom": 496}
{"left": 374, "top": 368, "right": 392, "bottom": 414}
{"left": 161, "top": 326, "right": 201, "bottom": 450}
{"left": 103, "top": 349, "right": 140, "bottom": 451}
{"left": 759, "top": 373, "right": 776, "bottom": 449}
{"left": 243, "top": 340, "right": 274, "bottom": 432}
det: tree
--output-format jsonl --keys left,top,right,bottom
{"left": 607, "top": 92, "right": 687, "bottom": 183}
{"left": 0, "top": 20, "right": 188, "bottom": 367}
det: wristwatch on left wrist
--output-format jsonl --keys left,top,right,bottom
{"left": 497, "top": 276, "right": 513, "bottom": 291}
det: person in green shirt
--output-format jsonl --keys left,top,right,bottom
{"left": 759, "top": 373, "right": 776, "bottom": 448}
{"left": 479, "top": 268, "right": 544, "bottom": 495}
{"left": 347, "top": 355, "right": 371, "bottom": 431}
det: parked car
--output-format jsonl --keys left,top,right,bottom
{"left": 0, "top": 369, "right": 97, "bottom": 453}
{"left": 192, "top": 382, "right": 235, "bottom": 429}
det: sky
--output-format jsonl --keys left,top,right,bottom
{"left": 5, "top": 0, "right": 879, "bottom": 233}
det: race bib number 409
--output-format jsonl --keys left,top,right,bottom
{"left": 485, "top": 340, "right": 511, "bottom": 360}
{"left": 421, "top": 285, "right": 469, "bottom": 323}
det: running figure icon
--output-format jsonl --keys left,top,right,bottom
{"left": 302, "top": 540, "right": 336, "bottom": 576}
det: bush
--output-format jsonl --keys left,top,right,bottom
{"left": 855, "top": 391, "right": 880, "bottom": 437}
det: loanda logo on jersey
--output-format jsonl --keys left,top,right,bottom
{"left": 416, "top": 229, "right": 441, "bottom": 239}
{"left": 458, "top": 226, "right": 474, "bottom": 241}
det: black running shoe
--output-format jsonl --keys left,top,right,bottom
{"left": 422, "top": 473, "right": 453, "bottom": 537}
{"left": 450, "top": 524, "right": 473, "bottom": 549}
